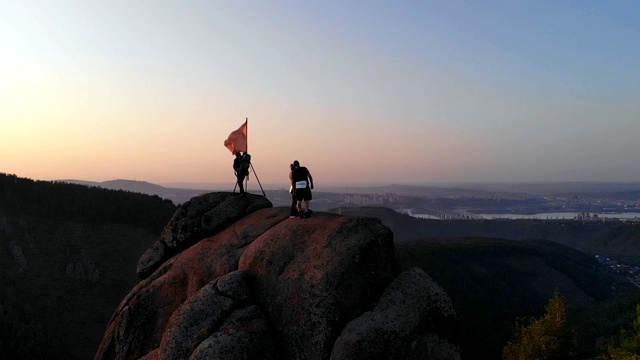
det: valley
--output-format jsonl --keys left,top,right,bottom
{"left": 2, "top": 174, "right": 640, "bottom": 359}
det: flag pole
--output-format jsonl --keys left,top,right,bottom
{"left": 245, "top": 117, "right": 249, "bottom": 191}
{"left": 244, "top": 117, "right": 265, "bottom": 197}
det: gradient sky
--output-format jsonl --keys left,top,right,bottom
{"left": 2, "top": 1, "right": 639, "bottom": 187}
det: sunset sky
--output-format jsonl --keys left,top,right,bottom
{"left": 2, "top": 1, "right": 639, "bottom": 188}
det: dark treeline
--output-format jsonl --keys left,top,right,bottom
{"left": 0, "top": 173, "right": 177, "bottom": 233}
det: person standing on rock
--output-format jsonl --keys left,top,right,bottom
{"left": 291, "top": 160, "right": 314, "bottom": 218}
{"left": 233, "top": 152, "right": 247, "bottom": 194}
{"left": 289, "top": 163, "right": 298, "bottom": 218}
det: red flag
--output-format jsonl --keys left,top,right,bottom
{"left": 223, "top": 120, "right": 247, "bottom": 155}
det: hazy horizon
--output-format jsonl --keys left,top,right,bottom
{"left": 3, "top": 1, "right": 640, "bottom": 185}
{"left": 47, "top": 176, "right": 640, "bottom": 193}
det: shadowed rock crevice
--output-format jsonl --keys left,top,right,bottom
{"left": 95, "top": 192, "right": 460, "bottom": 360}
{"left": 331, "top": 267, "right": 460, "bottom": 360}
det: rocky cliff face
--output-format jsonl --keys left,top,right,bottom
{"left": 95, "top": 192, "right": 459, "bottom": 360}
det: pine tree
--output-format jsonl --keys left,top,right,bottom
{"left": 503, "top": 289, "right": 575, "bottom": 360}
{"left": 606, "top": 304, "right": 640, "bottom": 360}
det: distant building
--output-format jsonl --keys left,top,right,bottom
{"left": 575, "top": 212, "right": 601, "bottom": 221}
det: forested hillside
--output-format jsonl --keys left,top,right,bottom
{"left": 0, "top": 173, "right": 176, "bottom": 233}
{"left": 395, "top": 238, "right": 638, "bottom": 359}
{"left": 0, "top": 173, "right": 177, "bottom": 359}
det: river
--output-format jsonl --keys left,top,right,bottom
{"left": 476, "top": 212, "right": 640, "bottom": 220}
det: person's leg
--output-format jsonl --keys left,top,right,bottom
{"left": 237, "top": 174, "right": 245, "bottom": 193}
{"left": 305, "top": 189, "right": 312, "bottom": 213}
{"left": 297, "top": 188, "right": 310, "bottom": 218}
{"left": 290, "top": 194, "right": 297, "bottom": 217}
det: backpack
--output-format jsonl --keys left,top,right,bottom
{"left": 233, "top": 156, "right": 242, "bottom": 172}
{"left": 239, "top": 153, "right": 251, "bottom": 173}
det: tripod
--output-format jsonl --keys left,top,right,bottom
{"left": 233, "top": 162, "right": 265, "bottom": 197}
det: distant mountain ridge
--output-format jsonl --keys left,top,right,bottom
{"left": 58, "top": 179, "right": 207, "bottom": 204}
{"left": 432, "top": 181, "right": 640, "bottom": 195}
{"left": 322, "top": 183, "right": 530, "bottom": 198}
{"left": 60, "top": 178, "right": 640, "bottom": 199}
{"left": 60, "top": 179, "right": 167, "bottom": 193}
{"left": 61, "top": 179, "right": 508, "bottom": 198}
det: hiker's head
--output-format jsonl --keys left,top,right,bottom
{"left": 293, "top": 160, "right": 300, "bottom": 167}
{"left": 236, "top": 152, "right": 242, "bottom": 157}
{"left": 290, "top": 163, "right": 295, "bottom": 171}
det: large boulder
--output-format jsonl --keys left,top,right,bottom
{"left": 95, "top": 192, "right": 459, "bottom": 360}
{"left": 237, "top": 212, "right": 399, "bottom": 359}
{"left": 137, "top": 192, "right": 271, "bottom": 279}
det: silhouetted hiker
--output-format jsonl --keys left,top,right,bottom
{"left": 233, "top": 152, "right": 248, "bottom": 194}
{"left": 289, "top": 163, "right": 298, "bottom": 218}
{"left": 291, "top": 160, "right": 314, "bottom": 218}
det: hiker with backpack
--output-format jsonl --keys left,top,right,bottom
{"left": 291, "top": 160, "right": 314, "bottom": 218}
{"left": 233, "top": 152, "right": 251, "bottom": 194}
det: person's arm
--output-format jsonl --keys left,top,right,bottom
{"left": 308, "top": 171, "right": 314, "bottom": 190}
{"left": 289, "top": 172, "right": 295, "bottom": 192}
